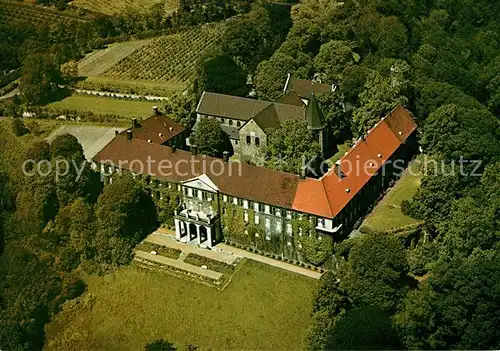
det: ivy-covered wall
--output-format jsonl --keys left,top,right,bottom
{"left": 140, "top": 176, "right": 182, "bottom": 228}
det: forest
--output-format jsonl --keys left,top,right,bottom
{"left": 1, "top": 0, "right": 500, "bottom": 349}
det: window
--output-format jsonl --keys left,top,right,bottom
{"left": 255, "top": 214, "right": 260, "bottom": 225}
{"left": 255, "top": 137, "right": 260, "bottom": 147}
{"left": 318, "top": 218, "right": 324, "bottom": 228}
{"left": 259, "top": 203, "right": 265, "bottom": 213}
{"left": 243, "top": 200, "right": 249, "bottom": 209}
{"left": 286, "top": 211, "right": 292, "bottom": 220}
{"left": 237, "top": 121, "right": 241, "bottom": 127}
{"left": 223, "top": 195, "right": 228, "bottom": 202}
{"left": 244, "top": 211, "right": 249, "bottom": 223}
{"left": 246, "top": 136, "right": 251, "bottom": 145}
{"left": 276, "top": 220, "right": 282, "bottom": 233}
{"left": 229, "top": 119, "right": 233, "bottom": 126}
{"left": 286, "top": 223, "right": 293, "bottom": 236}
{"left": 221, "top": 118, "right": 225, "bottom": 124}
{"left": 265, "top": 205, "right": 270, "bottom": 215}
{"left": 193, "top": 189, "right": 199, "bottom": 198}
{"left": 235, "top": 140, "right": 239, "bottom": 145}
{"left": 254, "top": 202, "right": 259, "bottom": 212}
{"left": 233, "top": 197, "right": 238, "bottom": 205}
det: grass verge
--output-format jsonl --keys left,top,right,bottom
{"left": 362, "top": 156, "right": 424, "bottom": 232}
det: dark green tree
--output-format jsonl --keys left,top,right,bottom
{"left": 189, "top": 118, "right": 231, "bottom": 158}
{"left": 266, "top": 120, "right": 321, "bottom": 175}
{"left": 11, "top": 118, "right": 29, "bottom": 137}
{"left": 193, "top": 55, "right": 249, "bottom": 98}
{"left": 339, "top": 230, "right": 409, "bottom": 311}
{"left": 19, "top": 53, "right": 62, "bottom": 105}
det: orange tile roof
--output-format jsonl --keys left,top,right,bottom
{"left": 292, "top": 106, "right": 417, "bottom": 217}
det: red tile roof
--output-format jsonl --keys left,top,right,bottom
{"left": 94, "top": 136, "right": 300, "bottom": 208}
{"left": 122, "top": 114, "right": 185, "bottom": 144}
{"left": 292, "top": 106, "right": 417, "bottom": 217}
{"left": 95, "top": 105, "right": 416, "bottom": 219}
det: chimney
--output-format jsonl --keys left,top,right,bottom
{"left": 335, "top": 160, "right": 345, "bottom": 179}
{"left": 126, "top": 130, "right": 132, "bottom": 141}
{"left": 223, "top": 151, "right": 229, "bottom": 162}
{"left": 153, "top": 106, "right": 159, "bottom": 115}
{"left": 191, "top": 145, "right": 198, "bottom": 156}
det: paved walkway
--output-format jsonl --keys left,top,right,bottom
{"left": 146, "top": 232, "right": 238, "bottom": 265}
{"left": 135, "top": 250, "right": 223, "bottom": 280}
{"left": 216, "top": 244, "right": 322, "bottom": 279}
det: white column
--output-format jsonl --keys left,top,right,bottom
{"left": 206, "top": 227, "right": 213, "bottom": 248}
{"left": 186, "top": 223, "right": 192, "bottom": 242}
{"left": 195, "top": 224, "right": 201, "bottom": 245}
{"left": 174, "top": 219, "right": 181, "bottom": 241}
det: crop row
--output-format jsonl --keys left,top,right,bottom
{"left": 0, "top": 1, "right": 85, "bottom": 28}
{"left": 101, "top": 23, "right": 226, "bottom": 85}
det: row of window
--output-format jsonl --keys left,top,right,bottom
{"left": 245, "top": 135, "right": 260, "bottom": 147}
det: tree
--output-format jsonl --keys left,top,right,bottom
{"left": 254, "top": 52, "right": 298, "bottom": 101}
{"left": 193, "top": 55, "right": 249, "bottom": 98}
{"left": 266, "top": 120, "right": 321, "bottom": 175}
{"left": 164, "top": 91, "right": 197, "bottom": 128}
{"left": 51, "top": 133, "right": 84, "bottom": 161}
{"left": 327, "top": 306, "right": 402, "bottom": 350}
{"left": 189, "top": 118, "right": 230, "bottom": 158}
{"left": 421, "top": 104, "right": 500, "bottom": 164}
{"left": 96, "top": 173, "right": 157, "bottom": 240}
{"left": 145, "top": 339, "right": 177, "bottom": 351}
{"left": 25, "top": 140, "right": 51, "bottom": 166}
{"left": 316, "top": 91, "right": 352, "bottom": 142}
{"left": 11, "top": 118, "right": 29, "bottom": 137}
{"left": 314, "top": 41, "right": 356, "bottom": 81}
{"left": 395, "top": 250, "right": 500, "bottom": 350}
{"left": 339, "top": 231, "right": 409, "bottom": 311}
{"left": 352, "top": 60, "right": 410, "bottom": 135}
{"left": 306, "top": 271, "right": 349, "bottom": 351}
{"left": 19, "top": 53, "right": 62, "bottom": 105}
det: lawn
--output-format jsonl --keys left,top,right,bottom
{"left": 44, "top": 260, "right": 317, "bottom": 351}
{"left": 47, "top": 95, "right": 159, "bottom": 118}
{"left": 362, "top": 156, "right": 424, "bottom": 232}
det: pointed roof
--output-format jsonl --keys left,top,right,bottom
{"left": 306, "top": 92, "right": 325, "bottom": 131}
{"left": 276, "top": 90, "right": 305, "bottom": 107}
{"left": 253, "top": 104, "right": 281, "bottom": 131}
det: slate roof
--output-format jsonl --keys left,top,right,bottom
{"left": 284, "top": 75, "right": 334, "bottom": 100}
{"left": 305, "top": 93, "right": 326, "bottom": 130}
{"left": 121, "top": 114, "right": 185, "bottom": 144}
{"left": 196, "top": 92, "right": 271, "bottom": 121}
{"left": 196, "top": 91, "right": 306, "bottom": 132}
{"left": 276, "top": 90, "right": 305, "bottom": 107}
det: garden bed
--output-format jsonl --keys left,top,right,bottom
{"left": 135, "top": 242, "right": 181, "bottom": 260}
{"left": 184, "top": 253, "right": 236, "bottom": 275}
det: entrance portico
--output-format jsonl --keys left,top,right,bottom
{"left": 174, "top": 209, "right": 219, "bottom": 248}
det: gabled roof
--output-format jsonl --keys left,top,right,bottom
{"left": 253, "top": 104, "right": 281, "bottom": 131}
{"left": 292, "top": 105, "right": 417, "bottom": 218}
{"left": 197, "top": 92, "right": 271, "bottom": 121}
{"left": 121, "top": 114, "right": 185, "bottom": 144}
{"left": 93, "top": 135, "right": 300, "bottom": 209}
{"left": 276, "top": 90, "right": 305, "bottom": 107}
{"left": 305, "top": 93, "right": 326, "bottom": 130}
{"left": 283, "top": 74, "right": 334, "bottom": 100}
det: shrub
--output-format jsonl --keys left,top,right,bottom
{"left": 400, "top": 200, "right": 411, "bottom": 216}
{"left": 12, "top": 118, "right": 29, "bottom": 136}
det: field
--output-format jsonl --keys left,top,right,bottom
{"left": 362, "top": 157, "right": 424, "bottom": 232}
{"left": 69, "top": 0, "right": 178, "bottom": 15}
{"left": 100, "top": 22, "right": 226, "bottom": 90}
{"left": 0, "top": 0, "right": 91, "bottom": 27}
{"left": 44, "top": 260, "right": 317, "bottom": 350}
{"left": 78, "top": 39, "right": 154, "bottom": 77}
{"left": 47, "top": 95, "right": 160, "bottom": 118}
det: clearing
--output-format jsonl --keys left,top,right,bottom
{"left": 69, "top": 0, "right": 178, "bottom": 16}
{"left": 362, "top": 156, "right": 424, "bottom": 232}
{"left": 46, "top": 95, "right": 160, "bottom": 118}
{"left": 44, "top": 260, "right": 317, "bottom": 350}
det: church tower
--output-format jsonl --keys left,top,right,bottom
{"left": 306, "top": 92, "right": 329, "bottom": 157}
